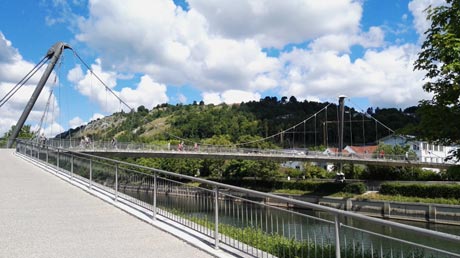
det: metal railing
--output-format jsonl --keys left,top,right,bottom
{"left": 17, "top": 140, "right": 460, "bottom": 258}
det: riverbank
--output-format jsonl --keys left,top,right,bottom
{"left": 115, "top": 182, "right": 460, "bottom": 226}
{"left": 269, "top": 193, "right": 460, "bottom": 226}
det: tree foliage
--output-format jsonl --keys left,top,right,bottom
{"left": 414, "top": 0, "right": 460, "bottom": 160}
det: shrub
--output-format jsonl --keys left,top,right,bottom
{"left": 342, "top": 182, "right": 367, "bottom": 194}
{"left": 380, "top": 182, "right": 460, "bottom": 199}
{"left": 213, "top": 178, "right": 367, "bottom": 195}
{"left": 445, "top": 165, "right": 460, "bottom": 181}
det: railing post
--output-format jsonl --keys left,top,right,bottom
{"left": 115, "top": 164, "right": 118, "bottom": 202}
{"left": 89, "top": 158, "right": 92, "bottom": 190}
{"left": 46, "top": 146, "right": 49, "bottom": 163}
{"left": 214, "top": 186, "right": 219, "bottom": 249}
{"left": 334, "top": 214, "right": 341, "bottom": 258}
{"left": 57, "top": 148, "right": 60, "bottom": 169}
{"left": 152, "top": 172, "right": 157, "bottom": 221}
{"left": 70, "top": 154, "right": 74, "bottom": 180}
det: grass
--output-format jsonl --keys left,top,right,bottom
{"left": 272, "top": 189, "right": 313, "bottom": 195}
{"left": 357, "top": 192, "right": 460, "bottom": 205}
{"left": 165, "top": 207, "right": 428, "bottom": 258}
{"left": 273, "top": 189, "right": 460, "bottom": 205}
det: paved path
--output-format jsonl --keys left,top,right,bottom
{"left": 0, "top": 149, "right": 214, "bottom": 258}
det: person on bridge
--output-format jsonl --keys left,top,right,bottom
{"left": 111, "top": 137, "right": 117, "bottom": 149}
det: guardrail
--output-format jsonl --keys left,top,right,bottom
{"left": 17, "top": 140, "right": 460, "bottom": 258}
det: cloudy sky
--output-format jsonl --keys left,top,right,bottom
{"left": 0, "top": 0, "right": 443, "bottom": 137}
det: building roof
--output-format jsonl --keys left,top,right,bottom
{"left": 345, "top": 145, "right": 378, "bottom": 154}
{"left": 324, "top": 147, "right": 350, "bottom": 154}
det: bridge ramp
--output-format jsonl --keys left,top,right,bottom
{"left": 0, "top": 149, "right": 213, "bottom": 258}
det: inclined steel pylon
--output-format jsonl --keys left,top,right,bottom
{"left": 7, "top": 42, "right": 71, "bottom": 148}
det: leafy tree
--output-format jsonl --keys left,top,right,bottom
{"left": 414, "top": 0, "right": 460, "bottom": 160}
{"left": 1, "top": 125, "right": 35, "bottom": 147}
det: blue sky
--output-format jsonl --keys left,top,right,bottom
{"left": 0, "top": 0, "right": 443, "bottom": 137}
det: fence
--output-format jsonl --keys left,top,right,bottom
{"left": 16, "top": 140, "right": 460, "bottom": 258}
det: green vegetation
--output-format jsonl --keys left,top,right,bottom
{"left": 414, "top": 0, "right": 460, "bottom": 161}
{"left": 379, "top": 182, "right": 460, "bottom": 199}
{"left": 212, "top": 178, "right": 367, "bottom": 195}
{"left": 358, "top": 192, "right": 460, "bottom": 205}
{"left": 1, "top": 125, "right": 35, "bottom": 147}
{"left": 62, "top": 96, "right": 421, "bottom": 149}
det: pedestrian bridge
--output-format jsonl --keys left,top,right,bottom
{"left": 50, "top": 139, "right": 453, "bottom": 169}
{"left": 5, "top": 141, "right": 460, "bottom": 258}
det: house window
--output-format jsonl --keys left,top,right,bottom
{"left": 434, "top": 145, "right": 439, "bottom": 151}
{"left": 440, "top": 146, "right": 443, "bottom": 152}
{"left": 423, "top": 143, "right": 428, "bottom": 150}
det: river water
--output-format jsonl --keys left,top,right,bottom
{"left": 122, "top": 188, "right": 460, "bottom": 256}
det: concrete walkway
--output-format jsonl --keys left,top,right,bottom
{"left": 0, "top": 149, "right": 214, "bottom": 258}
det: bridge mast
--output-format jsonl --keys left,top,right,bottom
{"left": 7, "top": 42, "right": 71, "bottom": 148}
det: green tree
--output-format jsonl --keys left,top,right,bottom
{"left": 414, "top": 0, "right": 460, "bottom": 160}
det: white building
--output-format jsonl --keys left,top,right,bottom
{"left": 379, "top": 135, "right": 459, "bottom": 164}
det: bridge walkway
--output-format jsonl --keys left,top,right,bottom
{"left": 0, "top": 149, "right": 215, "bottom": 258}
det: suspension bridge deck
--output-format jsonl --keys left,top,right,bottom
{"left": 0, "top": 149, "right": 221, "bottom": 258}
{"left": 72, "top": 146, "right": 453, "bottom": 169}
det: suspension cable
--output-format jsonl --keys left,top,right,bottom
{"left": 348, "top": 99, "right": 395, "bottom": 134}
{"left": 233, "top": 103, "right": 332, "bottom": 147}
{"left": 71, "top": 49, "right": 133, "bottom": 111}
{"left": 0, "top": 56, "right": 48, "bottom": 108}
{"left": 163, "top": 103, "right": 333, "bottom": 148}
{"left": 35, "top": 89, "right": 54, "bottom": 137}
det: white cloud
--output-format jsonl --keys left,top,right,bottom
{"left": 69, "top": 0, "right": 434, "bottom": 110}
{"left": 75, "top": 0, "right": 279, "bottom": 93}
{"left": 408, "top": 0, "right": 445, "bottom": 41}
{"left": 310, "top": 26, "right": 385, "bottom": 53}
{"left": 41, "top": 122, "right": 65, "bottom": 138}
{"left": 202, "top": 92, "right": 222, "bottom": 105}
{"left": 277, "top": 44, "right": 431, "bottom": 108}
{"left": 202, "top": 90, "right": 261, "bottom": 104}
{"left": 69, "top": 116, "right": 85, "bottom": 128}
{"left": 68, "top": 61, "right": 169, "bottom": 112}
{"left": 89, "top": 113, "right": 104, "bottom": 122}
{"left": 188, "top": 0, "right": 363, "bottom": 48}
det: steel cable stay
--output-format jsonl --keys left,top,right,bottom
{"left": 348, "top": 98, "right": 395, "bottom": 135}
{"left": 34, "top": 89, "right": 54, "bottom": 138}
{"left": 71, "top": 49, "right": 133, "bottom": 112}
{"left": 0, "top": 56, "right": 48, "bottom": 108}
